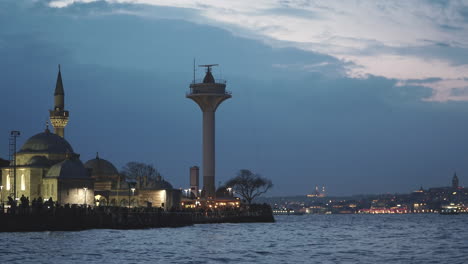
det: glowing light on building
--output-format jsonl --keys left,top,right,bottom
{"left": 6, "top": 174, "right": 10, "bottom": 191}
{"left": 21, "top": 173, "right": 25, "bottom": 191}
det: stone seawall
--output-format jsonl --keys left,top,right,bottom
{"left": 0, "top": 210, "right": 193, "bottom": 232}
{"left": 0, "top": 205, "right": 274, "bottom": 232}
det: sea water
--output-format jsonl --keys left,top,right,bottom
{"left": 0, "top": 214, "right": 466, "bottom": 263}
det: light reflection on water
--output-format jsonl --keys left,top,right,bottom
{"left": 0, "top": 214, "right": 467, "bottom": 264}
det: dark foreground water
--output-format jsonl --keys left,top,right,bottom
{"left": 0, "top": 214, "right": 467, "bottom": 264}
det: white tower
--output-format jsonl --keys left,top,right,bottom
{"left": 186, "top": 65, "right": 231, "bottom": 199}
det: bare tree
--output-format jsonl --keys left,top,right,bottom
{"left": 120, "top": 162, "right": 160, "bottom": 185}
{"left": 226, "top": 169, "right": 273, "bottom": 205}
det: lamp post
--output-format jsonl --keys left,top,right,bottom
{"left": 131, "top": 187, "right": 136, "bottom": 207}
{"left": 83, "top": 187, "right": 88, "bottom": 206}
{"left": 0, "top": 185, "right": 3, "bottom": 205}
{"left": 127, "top": 180, "right": 136, "bottom": 208}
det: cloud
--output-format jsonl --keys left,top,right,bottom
{"left": 47, "top": 0, "right": 468, "bottom": 101}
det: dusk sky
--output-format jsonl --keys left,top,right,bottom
{"left": 1, "top": 0, "right": 468, "bottom": 196}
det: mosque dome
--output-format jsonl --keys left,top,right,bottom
{"left": 84, "top": 154, "right": 119, "bottom": 178}
{"left": 146, "top": 175, "right": 173, "bottom": 190}
{"left": 26, "top": 155, "right": 50, "bottom": 167}
{"left": 154, "top": 179, "right": 173, "bottom": 189}
{"left": 46, "top": 158, "right": 89, "bottom": 179}
{"left": 19, "top": 129, "right": 74, "bottom": 154}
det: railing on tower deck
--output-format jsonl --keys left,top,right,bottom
{"left": 186, "top": 89, "right": 232, "bottom": 96}
{"left": 191, "top": 78, "right": 227, "bottom": 84}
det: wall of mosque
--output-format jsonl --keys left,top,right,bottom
{"left": 56, "top": 178, "right": 94, "bottom": 205}
{"left": 42, "top": 178, "right": 58, "bottom": 201}
{"left": 103, "top": 189, "right": 181, "bottom": 210}
{"left": 1, "top": 167, "right": 37, "bottom": 199}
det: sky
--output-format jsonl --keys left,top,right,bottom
{"left": 1, "top": 0, "right": 468, "bottom": 196}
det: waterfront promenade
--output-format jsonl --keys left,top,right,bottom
{"left": 0, "top": 203, "right": 274, "bottom": 232}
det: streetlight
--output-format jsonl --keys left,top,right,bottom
{"left": 83, "top": 187, "right": 88, "bottom": 206}
{"left": 127, "top": 180, "right": 136, "bottom": 208}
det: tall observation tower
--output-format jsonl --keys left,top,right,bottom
{"left": 49, "top": 65, "right": 69, "bottom": 138}
{"left": 187, "top": 64, "right": 231, "bottom": 199}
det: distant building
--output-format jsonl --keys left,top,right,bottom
{"left": 452, "top": 172, "right": 459, "bottom": 189}
{"left": 85, "top": 154, "right": 181, "bottom": 210}
{"left": 307, "top": 185, "right": 326, "bottom": 197}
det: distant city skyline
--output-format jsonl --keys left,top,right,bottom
{"left": 1, "top": 1, "right": 468, "bottom": 196}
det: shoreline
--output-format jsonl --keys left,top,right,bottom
{"left": 0, "top": 205, "right": 275, "bottom": 232}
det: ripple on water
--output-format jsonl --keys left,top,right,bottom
{"left": 0, "top": 214, "right": 467, "bottom": 263}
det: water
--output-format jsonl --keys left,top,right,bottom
{"left": 0, "top": 214, "right": 466, "bottom": 264}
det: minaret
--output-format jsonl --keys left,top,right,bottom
{"left": 187, "top": 64, "right": 231, "bottom": 199}
{"left": 452, "top": 172, "right": 459, "bottom": 189}
{"left": 49, "top": 65, "right": 69, "bottom": 138}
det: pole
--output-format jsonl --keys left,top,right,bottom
{"left": 10, "top": 131, "right": 20, "bottom": 200}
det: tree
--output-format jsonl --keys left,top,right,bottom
{"left": 226, "top": 169, "right": 273, "bottom": 205}
{"left": 120, "top": 162, "right": 161, "bottom": 184}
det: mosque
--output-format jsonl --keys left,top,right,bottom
{"left": 0, "top": 67, "right": 180, "bottom": 209}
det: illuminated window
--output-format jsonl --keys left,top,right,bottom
{"left": 6, "top": 174, "right": 10, "bottom": 190}
{"left": 21, "top": 173, "right": 25, "bottom": 191}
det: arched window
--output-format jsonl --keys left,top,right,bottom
{"left": 21, "top": 173, "right": 25, "bottom": 191}
{"left": 6, "top": 174, "right": 10, "bottom": 190}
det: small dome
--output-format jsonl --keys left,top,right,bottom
{"left": 26, "top": 156, "right": 50, "bottom": 167}
{"left": 47, "top": 158, "right": 89, "bottom": 179}
{"left": 154, "top": 179, "right": 173, "bottom": 189}
{"left": 145, "top": 175, "right": 173, "bottom": 190}
{"left": 19, "top": 129, "right": 74, "bottom": 154}
{"left": 84, "top": 154, "right": 118, "bottom": 178}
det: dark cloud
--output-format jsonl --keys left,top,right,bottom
{"left": 1, "top": 1, "right": 468, "bottom": 196}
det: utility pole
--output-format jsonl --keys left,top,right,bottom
{"left": 9, "top": 131, "right": 20, "bottom": 200}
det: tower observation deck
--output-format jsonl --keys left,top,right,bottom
{"left": 186, "top": 64, "right": 231, "bottom": 199}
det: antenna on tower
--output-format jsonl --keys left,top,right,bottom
{"left": 198, "top": 64, "right": 219, "bottom": 73}
{"left": 193, "top": 58, "right": 196, "bottom": 83}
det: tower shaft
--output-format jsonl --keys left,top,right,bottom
{"left": 202, "top": 111, "right": 215, "bottom": 198}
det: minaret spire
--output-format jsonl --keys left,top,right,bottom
{"left": 55, "top": 64, "right": 64, "bottom": 98}
{"left": 49, "top": 65, "right": 69, "bottom": 138}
